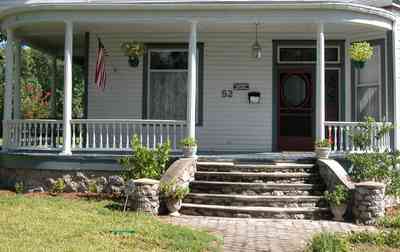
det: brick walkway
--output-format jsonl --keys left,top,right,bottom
{"left": 162, "top": 215, "right": 374, "bottom": 252}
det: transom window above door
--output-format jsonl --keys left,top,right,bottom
{"left": 278, "top": 46, "right": 340, "bottom": 64}
{"left": 145, "top": 44, "right": 204, "bottom": 124}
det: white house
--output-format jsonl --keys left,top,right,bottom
{"left": 0, "top": 0, "right": 399, "bottom": 155}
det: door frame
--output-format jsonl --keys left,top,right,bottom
{"left": 272, "top": 40, "right": 345, "bottom": 152}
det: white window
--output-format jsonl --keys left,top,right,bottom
{"left": 355, "top": 45, "right": 382, "bottom": 121}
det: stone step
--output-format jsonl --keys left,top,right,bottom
{"left": 189, "top": 181, "right": 325, "bottom": 196}
{"left": 194, "top": 171, "right": 321, "bottom": 183}
{"left": 180, "top": 203, "right": 331, "bottom": 219}
{"left": 196, "top": 162, "right": 317, "bottom": 173}
{"left": 184, "top": 193, "right": 328, "bottom": 208}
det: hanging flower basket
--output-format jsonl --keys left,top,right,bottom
{"left": 121, "top": 42, "right": 145, "bottom": 68}
{"left": 349, "top": 41, "right": 374, "bottom": 69}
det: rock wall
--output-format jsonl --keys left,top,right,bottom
{"left": 353, "top": 182, "right": 386, "bottom": 225}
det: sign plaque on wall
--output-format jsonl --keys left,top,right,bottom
{"left": 233, "top": 83, "right": 250, "bottom": 91}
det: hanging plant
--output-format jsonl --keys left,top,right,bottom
{"left": 121, "top": 42, "right": 145, "bottom": 67}
{"left": 349, "top": 41, "right": 374, "bottom": 69}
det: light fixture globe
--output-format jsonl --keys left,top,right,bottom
{"left": 252, "top": 23, "right": 262, "bottom": 59}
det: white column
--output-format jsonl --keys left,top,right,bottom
{"left": 186, "top": 21, "right": 197, "bottom": 139}
{"left": 3, "top": 28, "right": 15, "bottom": 148}
{"left": 344, "top": 39, "right": 352, "bottom": 121}
{"left": 50, "top": 56, "right": 57, "bottom": 118}
{"left": 316, "top": 23, "right": 326, "bottom": 141}
{"left": 13, "top": 41, "right": 21, "bottom": 119}
{"left": 61, "top": 21, "right": 73, "bottom": 155}
{"left": 393, "top": 20, "right": 400, "bottom": 150}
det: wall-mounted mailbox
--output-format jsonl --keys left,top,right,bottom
{"left": 248, "top": 92, "right": 261, "bottom": 104}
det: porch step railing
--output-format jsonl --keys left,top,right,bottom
{"left": 4, "top": 119, "right": 186, "bottom": 152}
{"left": 324, "top": 121, "right": 392, "bottom": 153}
{"left": 71, "top": 119, "right": 186, "bottom": 151}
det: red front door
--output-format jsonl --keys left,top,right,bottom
{"left": 278, "top": 69, "right": 314, "bottom": 151}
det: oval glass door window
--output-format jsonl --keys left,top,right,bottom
{"left": 283, "top": 75, "right": 308, "bottom": 107}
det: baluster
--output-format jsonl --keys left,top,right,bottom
{"left": 100, "top": 124, "right": 103, "bottom": 149}
{"left": 173, "top": 124, "right": 177, "bottom": 150}
{"left": 328, "top": 126, "right": 332, "bottom": 151}
{"left": 126, "top": 123, "right": 129, "bottom": 149}
{"left": 112, "top": 123, "right": 116, "bottom": 149}
{"left": 166, "top": 123, "right": 171, "bottom": 144}
{"left": 119, "top": 123, "right": 123, "bottom": 149}
{"left": 72, "top": 123, "right": 76, "bottom": 149}
{"left": 333, "top": 126, "right": 338, "bottom": 152}
{"left": 106, "top": 123, "right": 110, "bottom": 149}
{"left": 146, "top": 124, "right": 150, "bottom": 148}
{"left": 44, "top": 123, "right": 48, "bottom": 148}
{"left": 92, "top": 123, "right": 96, "bottom": 149}
{"left": 79, "top": 123, "right": 83, "bottom": 149}
{"left": 86, "top": 123, "right": 89, "bottom": 149}
{"left": 339, "top": 126, "right": 344, "bottom": 152}
{"left": 152, "top": 124, "right": 156, "bottom": 149}
{"left": 139, "top": 124, "right": 143, "bottom": 145}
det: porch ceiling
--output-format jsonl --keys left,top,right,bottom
{"left": 15, "top": 21, "right": 386, "bottom": 56}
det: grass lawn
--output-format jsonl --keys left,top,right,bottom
{"left": 0, "top": 194, "right": 221, "bottom": 252}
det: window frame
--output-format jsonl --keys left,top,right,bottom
{"left": 277, "top": 45, "right": 341, "bottom": 64}
{"left": 142, "top": 43, "right": 204, "bottom": 126}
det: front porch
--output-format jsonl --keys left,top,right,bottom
{"left": 1, "top": 5, "right": 397, "bottom": 155}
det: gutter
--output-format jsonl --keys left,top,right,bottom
{"left": 0, "top": 1, "right": 395, "bottom": 21}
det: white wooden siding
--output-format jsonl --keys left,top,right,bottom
{"left": 88, "top": 32, "right": 273, "bottom": 152}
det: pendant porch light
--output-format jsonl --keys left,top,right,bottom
{"left": 252, "top": 23, "right": 262, "bottom": 59}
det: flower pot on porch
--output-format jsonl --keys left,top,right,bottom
{"left": 330, "top": 203, "right": 347, "bottom": 221}
{"left": 182, "top": 146, "right": 197, "bottom": 158}
{"left": 315, "top": 147, "right": 331, "bottom": 159}
{"left": 128, "top": 56, "right": 140, "bottom": 67}
{"left": 352, "top": 60, "right": 366, "bottom": 69}
{"left": 166, "top": 198, "right": 182, "bottom": 216}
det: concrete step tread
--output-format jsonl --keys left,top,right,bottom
{"left": 181, "top": 203, "right": 329, "bottom": 213}
{"left": 186, "top": 193, "right": 324, "bottom": 201}
{"left": 195, "top": 171, "right": 316, "bottom": 177}
{"left": 197, "top": 161, "right": 315, "bottom": 168}
{"left": 191, "top": 180, "right": 324, "bottom": 188}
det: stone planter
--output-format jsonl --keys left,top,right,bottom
{"left": 315, "top": 147, "right": 331, "bottom": 159}
{"left": 330, "top": 204, "right": 347, "bottom": 221}
{"left": 182, "top": 146, "right": 197, "bottom": 158}
{"left": 166, "top": 198, "right": 182, "bottom": 216}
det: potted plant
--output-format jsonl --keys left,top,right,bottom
{"left": 160, "top": 179, "right": 189, "bottom": 216}
{"left": 121, "top": 42, "right": 145, "bottom": 67}
{"left": 324, "top": 185, "right": 350, "bottom": 221}
{"left": 180, "top": 137, "right": 198, "bottom": 158}
{"left": 349, "top": 41, "right": 374, "bottom": 69}
{"left": 315, "top": 139, "right": 331, "bottom": 159}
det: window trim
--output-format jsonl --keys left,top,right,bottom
{"left": 142, "top": 43, "right": 204, "bottom": 126}
{"left": 277, "top": 45, "right": 341, "bottom": 64}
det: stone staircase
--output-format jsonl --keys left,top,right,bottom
{"left": 181, "top": 160, "right": 332, "bottom": 219}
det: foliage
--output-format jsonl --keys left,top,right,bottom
{"left": 88, "top": 181, "right": 98, "bottom": 193}
{"left": 379, "top": 213, "right": 400, "bottom": 229}
{"left": 305, "top": 232, "right": 349, "bottom": 252}
{"left": 160, "top": 179, "right": 190, "bottom": 200}
{"left": 14, "top": 182, "right": 24, "bottom": 194}
{"left": 51, "top": 178, "right": 65, "bottom": 193}
{"left": 180, "top": 137, "right": 198, "bottom": 147}
{"left": 21, "top": 82, "right": 50, "bottom": 119}
{"left": 0, "top": 195, "right": 221, "bottom": 251}
{"left": 347, "top": 230, "right": 400, "bottom": 249}
{"left": 347, "top": 152, "right": 400, "bottom": 196}
{"left": 315, "top": 139, "right": 331, "bottom": 148}
{"left": 119, "top": 135, "right": 171, "bottom": 180}
{"left": 350, "top": 41, "right": 374, "bottom": 62}
{"left": 324, "top": 185, "right": 350, "bottom": 206}
{"left": 348, "top": 117, "right": 393, "bottom": 152}
{"left": 121, "top": 42, "right": 145, "bottom": 57}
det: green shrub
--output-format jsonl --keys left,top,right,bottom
{"left": 378, "top": 214, "right": 400, "bottom": 229}
{"left": 160, "top": 179, "right": 190, "bottom": 200}
{"left": 51, "top": 178, "right": 65, "bottom": 193}
{"left": 88, "top": 181, "right": 98, "bottom": 193}
{"left": 119, "top": 135, "right": 171, "bottom": 180}
{"left": 14, "top": 182, "right": 24, "bottom": 194}
{"left": 179, "top": 137, "right": 197, "bottom": 147}
{"left": 347, "top": 230, "right": 400, "bottom": 249}
{"left": 324, "top": 185, "right": 350, "bottom": 206}
{"left": 305, "top": 232, "right": 349, "bottom": 252}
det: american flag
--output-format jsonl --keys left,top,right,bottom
{"left": 95, "top": 38, "right": 107, "bottom": 89}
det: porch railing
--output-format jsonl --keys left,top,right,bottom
{"left": 324, "top": 121, "right": 392, "bottom": 153}
{"left": 4, "top": 119, "right": 187, "bottom": 152}
{"left": 5, "top": 119, "right": 64, "bottom": 150}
